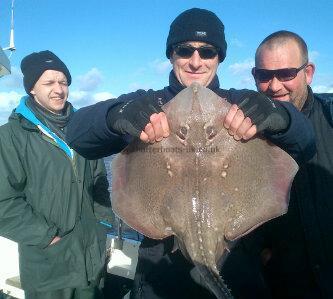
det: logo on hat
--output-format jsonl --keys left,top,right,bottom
{"left": 45, "top": 59, "right": 53, "bottom": 63}
{"left": 195, "top": 31, "right": 207, "bottom": 37}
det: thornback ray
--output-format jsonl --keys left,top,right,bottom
{"left": 112, "top": 83, "right": 298, "bottom": 299}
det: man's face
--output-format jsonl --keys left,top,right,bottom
{"left": 254, "top": 41, "right": 314, "bottom": 110}
{"left": 170, "top": 41, "right": 219, "bottom": 87}
{"left": 30, "top": 70, "right": 69, "bottom": 114}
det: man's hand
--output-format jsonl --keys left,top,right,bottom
{"left": 224, "top": 104, "right": 257, "bottom": 141}
{"left": 107, "top": 90, "right": 165, "bottom": 138}
{"left": 224, "top": 92, "right": 291, "bottom": 140}
{"left": 49, "top": 236, "right": 61, "bottom": 246}
{"left": 140, "top": 112, "right": 170, "bottom": 143}
{"left": 238, "top": 92, "right": 290, "bottom": 133}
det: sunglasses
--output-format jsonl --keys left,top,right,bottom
{"left": 252, "top": 62, "right": 308, "bottom": 83}
{"left": 173, "top": 44, "right": 219, "bottom": 59}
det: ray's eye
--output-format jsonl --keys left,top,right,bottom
{"left": 178, "top": 126, "right": 188, "bottom": 140}
{"left": 206, "top": 126, "right": 217, "bottom": 140}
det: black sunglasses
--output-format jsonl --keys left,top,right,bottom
{"left": 252, "top": 62, "right": 308, "bottom": 83}
{"left": 173, "top": 44, "right": 219, "bottom": 59}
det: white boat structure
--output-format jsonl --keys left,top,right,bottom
{"left": 0, "top": 48, "right": 10, "bottom": 77}
{"left": 0, "top": 0, "right": 14, "bottom": 77}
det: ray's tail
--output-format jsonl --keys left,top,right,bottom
{"left": 194, "top": 262, "right": 234, "bottom": 299}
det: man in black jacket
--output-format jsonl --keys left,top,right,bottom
{"left": 240, "top": 30, "right": 332, "bottom": 299}
{"left": 66, "top": 10, "right": 316, "bottom": 299}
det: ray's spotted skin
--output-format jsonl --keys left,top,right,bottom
{"left": 112, "top": 83, "right": 298, "bottom": 299}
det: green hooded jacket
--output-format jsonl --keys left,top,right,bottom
{"left": 0, "top": 97, "right": 111, "bottom": 292}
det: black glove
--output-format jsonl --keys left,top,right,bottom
{"left": 107, "top": 90, "right": 163, "bottom": 137}
{"left": 238, "top": 91, "right": 290, "bottom": 134}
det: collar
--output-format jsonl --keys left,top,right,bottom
{"left": 301, "top": 86, "right": 315, "bottom": 117}
{"left": 168, "top": 71, "right": 220, "bottom": 95}
{"left": 14, "top": 96, "right": 74, "bottom": 159}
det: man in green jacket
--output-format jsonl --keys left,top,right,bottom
{"left": 0, "top": 50, "right": 110, "bottom": 299}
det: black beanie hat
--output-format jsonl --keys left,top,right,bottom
{"left": 166, "top": 8, "right": 227, "bottom": 62}
{"left": 21, "top": 50, "right": 72, "bottom": 94}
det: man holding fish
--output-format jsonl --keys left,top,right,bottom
{"left": 67, "top": 8, "right": 315, "bottom": 299}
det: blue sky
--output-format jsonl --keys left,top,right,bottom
{"left": 0, "top": 0, "right": 332, "bottom": 124}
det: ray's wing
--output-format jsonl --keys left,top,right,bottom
{"left": 224, "top": 138, "right": 298, "bottom": 240}
{"left": 112, "top": 134, "right": 195, "bottom": 239}
{"left": 111, "top": 84, "right": 218, "bottom": 240}
{"left": 204, "top": 117, "right": 299, "bottom": 241}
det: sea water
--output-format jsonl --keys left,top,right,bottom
{"left": 102, "top": 156, "right": 142, "bottom": 241}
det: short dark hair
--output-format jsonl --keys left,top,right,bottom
{"left": 255, "top": 30, "right": 309, "bottom": 65}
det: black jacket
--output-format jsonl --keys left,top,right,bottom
{"left": 66, "top": 72, "right": 316, "bottom": 299}
{"left": 262, "top": 89, "right": 333, "bottom": 299}
{"left": 223, "top": 88, "right": 333, "bottom": 299}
